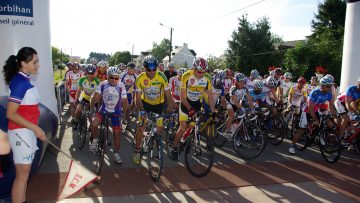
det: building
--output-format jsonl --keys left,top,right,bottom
{"left": 70, "top": 56, "right": 81, "bottom": 63}
{"left": 163, "top": 43, "right": 196, "bottom": 68}
{"left": 273, "top": 39, "right": 307, "bottom": 50}
{"left": 133, "top": 51, "right": 151, "bottom": 68}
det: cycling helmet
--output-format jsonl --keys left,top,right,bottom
{"left": 66, "top": 62, "right": 73, "bottom": 67}
{"left": 274, "top": 68, "right": 283, "bottom": 75}
{"left": 193, "top": 57, "right": 208, "bottom": 72}
{"left": 178, "top": 68, "right": 186, "bottom": 75}
{"left": 319, "top": 77, "right": 334, "bottom": 85}
{"left": 143, "top": 55, "right": 158, "bottom": 70}
{"left": 297, "top": 77, "right": 306, "bottom": 84}
{"left": 85, "top": 64, "right": 96, "bottom": 74}
{"left": 311, "top": 76, "right": 317, "bottom": 81}
{"left": 127, "top": 62, "right": 136, "bottom": 69}
{"left": 253, "top": 79, "right": 264, "bottom": 90}
{"left": 89, "top": 57, "right": 97, "bottom": 65}
{"left": 213, "top": 69, "right": 220, "bottom": 74}
{"left": 250, "top": 69, "right": 259, "bottom": 79}
{"left": 235, "top": 73, "right": 247, "bottom": 82}
{"left": 323, "top": 74, "right": 334, "bottom": 83}
{"left": 97, "top": 60, "right": 108, "bottom": 68}
{"left": 168, "top": 62, "right": 175, "bottom": 68}
{"left": 266, "top": 76, "right": 277, "bottom": 88}
{"left": 117, "top": 63, "right": 126, "bottom": 70}
{"left": 284, "top": 72, "right": 292, "bottom": 79}
{"left": 107, "top": 66, "right": 121, "bottom": 76}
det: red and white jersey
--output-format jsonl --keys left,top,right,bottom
{"left": 169, "top": 76, "right": 181, "bottom": 101}
{"left": 66, "top": 70, "right": 84, "bottom": 91}
{"left": 8, "top": 72, "right": 40, "bottom": 130}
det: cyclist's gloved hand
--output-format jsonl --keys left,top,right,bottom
{"left": 188, "top": 108, "right": 196, "bottom": 117}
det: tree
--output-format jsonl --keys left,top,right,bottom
{"left": 152, "top": 39, "right": 171, "bottom": 62}
{"left": 207, "top": 55, "right": 226, "bottom": 72}
{"left": 226, "top": 15, "right": 283, "bottom": 75}
{"left": 52, "top": 46, "right": 70, "bottom": 69}
{"left": 108, "top": 51, "right": 132, "bottom": 66}
{"left": 86, "top": 52, "right": 111, "bottom": 63}
{"left": 283, "top": 42, "right": 314, "bottom": 80}
{"left": 283, "top": 0, "right": 346, "bottom": 83}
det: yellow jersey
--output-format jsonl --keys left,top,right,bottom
{"left": 181, "top": 70, "right": 212, "bottom": 102}
{"left": 135, "top": 70, "right": 169, "bottom": 105}
{"left": 78, "top": 77, "right": 101, "bottom": 101}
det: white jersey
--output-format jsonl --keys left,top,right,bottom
{"left": 66, "top": 70, "right": 84, "bottom": 91}
{"left": 119, "top": 71, "right": 137, "bottom": 94}
{"left": 95, "top": 80, "right": 127, "bottom": 113}
{"left": 280, "top": 80, "right": 293, "bottom": 99}
{"left": 245, "top": 79, "right": 254, "bottom": 90}
{"left": 224, "top": 78, "right": 233, "bottom": 92}
{"left": 169, "top": 76, "right": 181, "bottom": 101}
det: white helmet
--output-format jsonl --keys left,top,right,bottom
{"left": 266, "top": 76, "right": 277, "bottom": 88}
{"left": 253, "top": 79, "right": 264, "bottom": 90}
{"left": 107, "top": 66, "right": 121, "bottom": 76}
{"left": 250, "top": 69, "right": 260, "bottom": 79}
{"left": 284, "top": 72, "right": 292, "bottom": 79}
{"left": 97, "top": 60, "right": 108, "bottom": 68}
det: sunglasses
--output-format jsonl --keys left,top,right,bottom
{"left": 196, "top": 70, "right": 205, "bottom": 74}
{"left": 87, "top": 73, "right": 94, "bottom": 75}
{"left": 109, "top": 76, "right": 119, "bottom": 80}
{"left": 146, "top": 68, "right": 157, "bottom": 72}
{"left": 324, "top": 85, "right": 332, "bottom": 88}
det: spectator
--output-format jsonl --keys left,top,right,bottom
{"left": 164, "top": 62, "right": 177, "bottom": 81}
{"left": 2, "top": 47, "right": 47, "bottom": 203}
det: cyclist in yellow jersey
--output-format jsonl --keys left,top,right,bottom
{"left": 73, "top": 65, "right": 100, "bottom": 127}
{"left": 133, "top": 55, "right": 174, "bottom": 165}
{"left": 170, "top": 57, "right": 216, "bottom": 160}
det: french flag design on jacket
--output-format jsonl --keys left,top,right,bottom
{"left": 8, "top": 71, "right": 40, "bottom": 130}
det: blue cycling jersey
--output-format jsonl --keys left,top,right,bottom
{"left": 346, "top": 85, "right": 360, "bottom": 101}
{"left": 249, "top": 89, "right": 267, "bottom": 102}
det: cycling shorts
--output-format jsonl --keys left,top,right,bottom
{"left": 179, "top": 99, "right": 201, "bottom": 122}
{"left": 139, "top": 101, "right": 164, "bottom": 127}
{"left": 95, "top": 112, "right": 121, "bottom": 129}
{"left": 8, "top": 128, "right": 39, "bottom": 164}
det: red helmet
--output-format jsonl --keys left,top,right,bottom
{"left": 193, "top": 57, "right": 208, "bottom": 72}
{"left": 297, "top": 77, "right": 306, "bottom": 84}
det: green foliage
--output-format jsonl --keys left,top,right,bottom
{"left": 52, "top": 46, "right": 70, "bottom": 69}
{"left": 284, "top": 0, "right": 346, "bottom": 83}
{"left": 108, "top": 51, "right": 132, "bottom": 66}
{"left": 226, "top": 15, "right": 283, "bottom": 76}
{"left": 86, "top": 52, "right": 111, "bottom": 63}
{"left": 152, "top": 39, "right": 171, "bottom": 62}
{"left": 207, "top": 55, "right": 226, "bottom": 72}
{"left": 80, "top": 58, "right": 86, "bottom": 64}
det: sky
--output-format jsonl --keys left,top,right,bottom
{"left": 50, "top": 0, "right": 319, "bottom": 59}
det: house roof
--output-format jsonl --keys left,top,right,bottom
{"left": 189, "top": 49, "right": 196, "bottom": 57}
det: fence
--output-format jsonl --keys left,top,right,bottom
{"left": 54, "top": 81, "right": 68, "bottom": 123}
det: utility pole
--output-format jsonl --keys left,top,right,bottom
{"left": 169, "top": 28, "right": 173, "bottom": 62}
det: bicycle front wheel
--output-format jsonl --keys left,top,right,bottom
{"left": 233, "top": 124, "right": 267, "bottom": 159}
{"left": 77, "top": 114, "right": 87, "bottom": 150}
{"left": 95, "top": 127, "right": 106, "bottom": 176}
{"left": 320, "top": 129, "right": 341, "bottom": 163}
{"left": 268, "top": 117, "right": 285, "bottom": 145}
{"left": 185, "top": 132, "right": 214, "bottom": 178}
{"left": 147, "top": 134, "right": 164, "bottom": 182}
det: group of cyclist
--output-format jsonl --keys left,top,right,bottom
{"left": 64, "top": 56, "right": 360, "bottom": 165}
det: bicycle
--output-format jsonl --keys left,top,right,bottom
{"left": 295, "top": 112, "right": 341, "bottom": 163}
{"left": 164, "top": 110, "right": 179, "bottom": 153}
{"left": 263, "top": 103, "right": 286, "bottom": 145}
{"left": 341, "top": 114, "right": 360, "bottom": 154}
{"left": 93, "top": 112, "right": 112, "bottom": 175}
{"left": 283, "top": 105, "right": 301, "bottom": 140}
{"left": 232, "top": 108, "right": 268, "bottom": 159}
{"left": 138, "top": 112, "right": 164, "bottom": 182}
{"left": 77, "top": 102, "right": 91, "bottom": 149}
{"left": 167, "top": 110, "right": 216, "bottom": 178}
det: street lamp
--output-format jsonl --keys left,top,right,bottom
{"left": 159, "top": 23, "right": 173, "bottom": 62}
